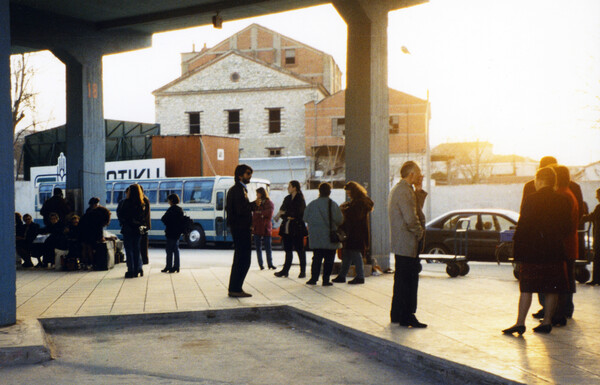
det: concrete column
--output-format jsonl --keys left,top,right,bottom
{"left": 0, "top": 0, "right": 16, "bottom": 326}
{"left": 56, "top": 52, "right": 105, "bottom": 213}
{"left": 335, "top": 2, "right": 391, "bottom": 270}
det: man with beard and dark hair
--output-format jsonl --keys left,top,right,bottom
{"left": 225, "top": 164, "right": 254, "bottom": 298}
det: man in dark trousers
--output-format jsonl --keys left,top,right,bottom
{"left": 521, "top": 156, "right": 584, "bottom": 321}
{"left": 226, "top": 164, "right": 254, "bottom": 298}
{"left": 40, "top": 187, "right": 71, "bottom": 226}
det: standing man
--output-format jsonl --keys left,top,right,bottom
{"left": 388, "top": 161, "right": 427, "bottom": 328}
{"left": 226, "top": 164, "right": 254, "bottom": 298}
{"left": 40, "top": 187, "right": 71, "bottom": 226}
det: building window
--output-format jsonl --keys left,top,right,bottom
{"left": 389, "top": 115, "right": 400, "bottom": 134}
{"left": 332, "top": 117, "right": 345, "bottom": 137}
{"left": 268, "top": 147, "right": 283, "bottom": 157}
{"left": 228, "top": 110, "right": 240, "bottom": 134}
{"left": 188, "top": 112, "right": 201, "bottom": 134}
{"left": 285, "top": 49, "right": 296, "bottom": 65}
{"left": 268, "top": 108, "right": 281, "bottom": 133}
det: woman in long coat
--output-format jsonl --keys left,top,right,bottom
{"left": 161, "top": 193, "right": 184, "bottom": 273}
{"left": 251, "top": 187, "right": 275, "bottom": 270}
{"left": 503, "top": 167, "right": 572, "bottom": 335}
{"left": 303, "top": 183, "right": 343, "bottom": 286}
{"left": 117, "top": 184, "right": 146, "bottom": 278}
{"left": 274, "top": 180, "right": 307, "bottom": 278}
{"left": 332, "top": 181, "right": 374, "bottom": 285}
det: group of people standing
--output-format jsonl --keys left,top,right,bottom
{"left": 503, "top": 156, "right": 598, "bottom": 335}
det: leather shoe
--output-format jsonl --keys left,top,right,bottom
{"left": 306, "top": 279, "right": 317, "bottom": 285}
{"left": 322, "top": 281, "right": 332, "bottom": 286}
{"left": 298, "top": 272, "right": 306, "bottom": 279}
{"left": 228, "top": 291, "right": 252, "bottom": 298}
{"left": 533, "top": 324, "right": 552, "bottom": 334}
{"left": 586, "top": 281, "right": 600, "bottom": 286}
{"left": 551, "top": 317, "right": 567, "bottom": 327}
{"left": 161, "top": 267, "right": 170, "bottom": 273}
{"left": 348, "top": 277, "right": 364, "bottom": 284}
{"left": 332, "top": 276, "right": 345, "bottom": 283}
{"left": 502, "top": 325, "right": 526, "bottom": 335}
{"left": 274, "top": 271, "right": 288, "bottom": 278}
{"left": 403, "top": 315, "right": 427, "bottom": 328}
{"left": 532, "top": 309, "right": 545, "bottom": 319}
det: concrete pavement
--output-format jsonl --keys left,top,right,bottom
{"left": 4, "top": 249, "right": 600, "bottom": 384}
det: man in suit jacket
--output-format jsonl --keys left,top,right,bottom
{"left": 226, "top": 164, "right": 254, "bottom": 298}
{"left": 388, "top": 161, "right": 427, "bottom": 328}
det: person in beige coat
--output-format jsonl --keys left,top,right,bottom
{"left": 388, "top": 161, "right": 427, "bottom": 328}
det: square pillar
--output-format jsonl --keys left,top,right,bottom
{"left": 340, "top": 4, "right": 391, "bottom": 270}
{"left": 0, "top": 0, "right": 16, "bottom": 326}
{"left": 58, "top": 53, "right": 106, "bottom": 213}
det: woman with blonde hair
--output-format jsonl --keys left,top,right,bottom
{"left": 117, "top": 184, "right": 146, "bottom": 278}
{"left": 332, "top": 181, "right": 374, "bottom": 285}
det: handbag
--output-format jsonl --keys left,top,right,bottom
{"left": 328, "top": 199, "right": 347, "bottom": 243}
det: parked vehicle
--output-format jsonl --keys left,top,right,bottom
{"left": 423, "top": 209, "right": 519, "bottom": 262}
{"left": 35, "top": 176, "right": 270, "bottom": 248}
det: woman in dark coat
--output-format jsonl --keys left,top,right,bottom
{"left": 161, "top": 193, "right": 184, "bottom": 273}
{"left": 117, "top": 184, "right": 146, "bottom": 278}
{"left": 274, "top": 180, "right": 307, "bottom": 278}
{"left": 332, "top": 181, "right": 374, "bottom": 285}
{"left": 503, "top": 167, "right": 572, "bottom": 335}
{"left": 251, "top": 187, "right": 275, "bottom": 270}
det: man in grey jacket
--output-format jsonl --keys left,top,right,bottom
{"left": 388, "top": 161, "right": 427, "bottom": 328}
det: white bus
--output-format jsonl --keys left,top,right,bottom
{"left": 35, "top": 176, "right": 270, "bottom": 248}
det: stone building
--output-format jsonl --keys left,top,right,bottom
{"left": 153, "top": 24, "right": 341, "bottom": 186}
{"left": 304, "top": 89, "right": 429, "bottom": 187}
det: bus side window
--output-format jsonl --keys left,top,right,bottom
{"left": 105, "top": 183, "right": 113, "bottom": 204}
{"left": 183, "top": 180, "right": 214, "bottom": 203}
{"left": 216, "top": 192, "right": 224, "bottom": 211}
{"left": 159, "top": 181, "right": 182, "bottom": 203}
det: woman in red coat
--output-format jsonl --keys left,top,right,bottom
{"left": 251, "top": 187, "right": 275, "bottom": 270}
{"left": 503, "top": 167, "right": 572, "bottom": 335}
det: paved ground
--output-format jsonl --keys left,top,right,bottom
{"left": 6, "top": 248, "right": 600, "bottom": 384}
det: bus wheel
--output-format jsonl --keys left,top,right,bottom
{"left": 186, "top": 224, "right": 206, "bottom": 248}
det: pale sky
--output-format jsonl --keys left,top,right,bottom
{"left": 20, "top": 0, "right": 600, "bottom": 166}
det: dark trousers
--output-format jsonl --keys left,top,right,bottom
{"left": 165, "top": 237, "right": 180, "bottom": 270}
{"left": 281, "top": 234, "right": 306, "bottom": 274}
{"left": 228, "top": 227, "right": 252, "bottom": 293}
{"left": 310, "top": 249, "right": 336, "bottom": 283}
{"left": 123, "top": 232, "right": 143, "bottom": 274}
{"left": 391, "top": 255, "right": 420, "bottom": 323}
{"left": 140, "top": 234, "right": 149, "bottom": 264}
{"left": 593, "top": 246, "right": 600, "bottom": 283}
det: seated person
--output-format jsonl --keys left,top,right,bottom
{"left": 64, "top": 214, "right": 82, "bottom": 266}
{"left": 39, "top": 212, "right": 67, "bottom": 267}
{"left": 80, "top": 200, "right": 111, "bottom": 268}
{"left": 16, "top": 213, "right": 40, "bottom": 267}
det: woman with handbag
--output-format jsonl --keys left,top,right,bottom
{"left": 332, "top": 181, "right": 374, "bottom": 285}
{"left": 251, "top": 187, "right": 275, "bottom": 270}
{"left": 117, "top": 184, "right": 146, "bottom": 278}
{"left": 303, "top": 183, "right": 343, "bottom": 286}
{"left": 274, "top": 180, "right": 308, "bottom": 278}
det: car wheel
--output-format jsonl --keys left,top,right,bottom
{"left": 575, "top": 266, "right": 591, "bottom": 284}
{"left": 446, "top": 262, "right": 460, "bottom": 278}
{"left": 459, "top": 262, "right": 470, "bottom": 276}
{"left": 185, "top": 224, "right": 206, "bottom": 249}
{"left": 425, "top": 244, "right": 450, "bottom": 255}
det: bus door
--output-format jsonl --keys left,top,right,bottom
{"left": 215, "top": 190, "right": 228, "bottom": 241}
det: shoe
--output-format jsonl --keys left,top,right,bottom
{"left": 332, "top": 276, "right": 345, "bottom": 283}
{"left": 400, "top": 315, "right": 427, "bottom": 328}
{"left": 322, "top": 281, "right": 332, "bottom": 286}
{"left": 298, "top": 272, "right": 306, "bottom": 279}
{"left": 532, "top": 309, "right": 545, "bottom": 319}
{"left": 551, "top": 317, "right": 567, "bottom": 327}
{"left": 138, "top": 270, "right": 144, "bottom": 277}
{"left": 161, "top": 267, "right": 170, "bottom": 273}
{"left": 268, "top": 265, "right": 276, "bottom": 270}
{"left": 348, "top": 277, "right": 365, "bottom": 285}
{"left": 533, "top": 324, "right": 552, "bottom": 334}
{"left": 306, "top": 280, "right": 317, "bottom": 285}
{"left": 274, "top": 271, "right": 288, "bottom": 278}
{"left": 169, "top": 268, "right": 179, "bottom": 273}
{"left": 586, "top": 281, "right": 599, "bottom": 286}
{"left": 260, "top": 265, "right": 265, "bottom": 270}
{"left": 22, "top": 262, "right": 34, "bottom": 268}
{"left": 502, "top": 325, "right": 526, "bottom": 335}
{"left": 228, "top": 291, "right": 252, "bottom": 298}
{"left": 125, "top": 272, "right": 134, "bottom": 278}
